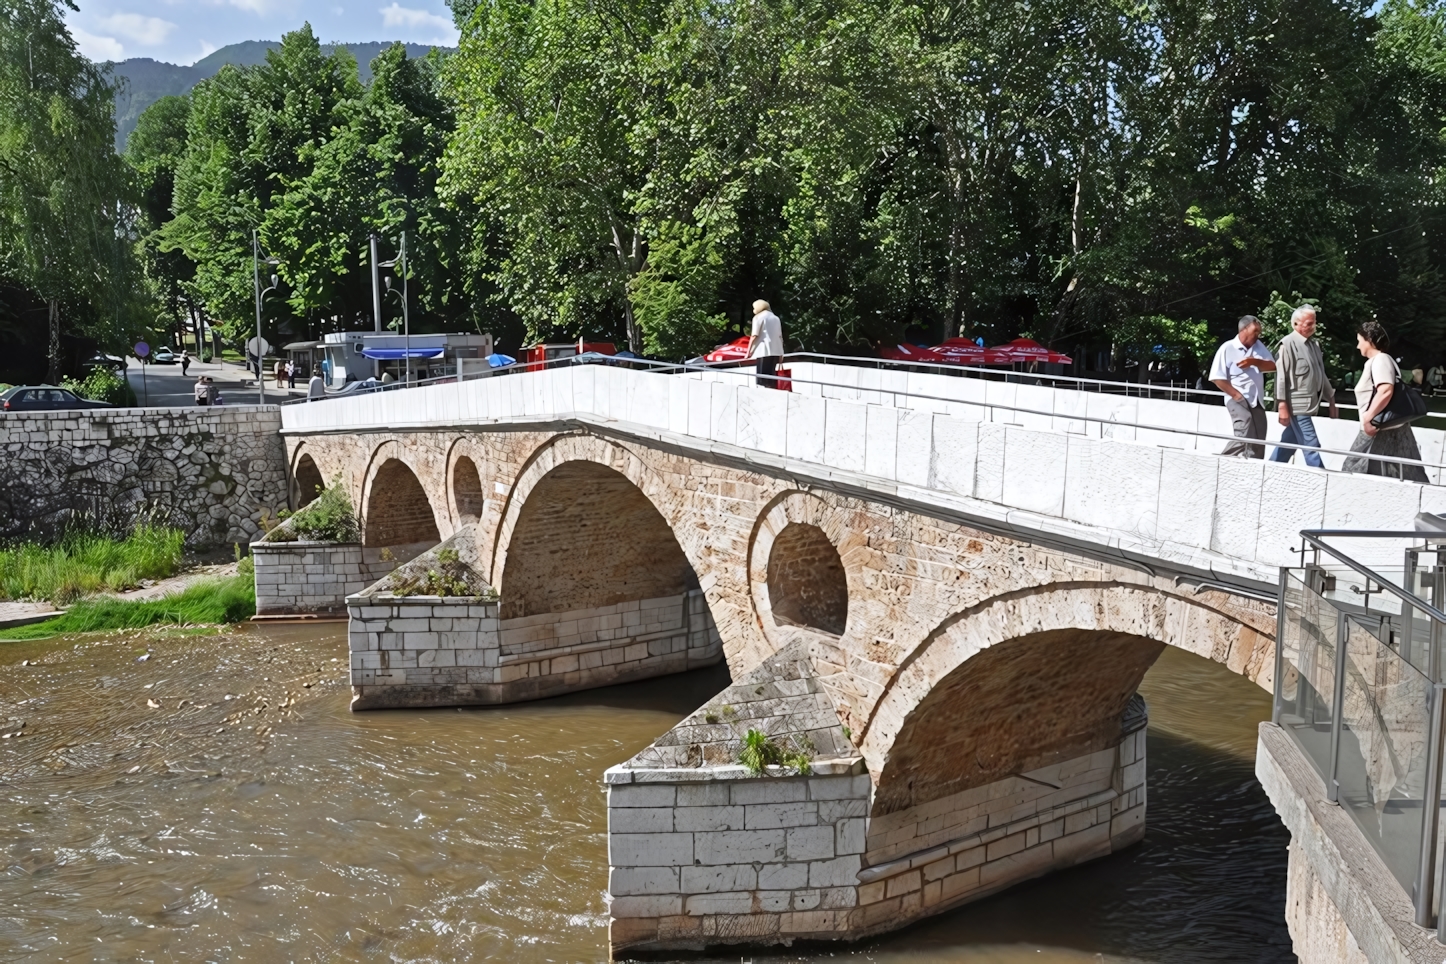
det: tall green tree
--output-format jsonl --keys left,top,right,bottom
{"left": 0, "top": 0, "right": 140, "bottom": 380}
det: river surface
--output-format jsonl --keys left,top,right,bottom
{"left": 0, "top": 625, "right": 1293, "bottom": 963}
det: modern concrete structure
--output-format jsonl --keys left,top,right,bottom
{"left": 271, "top": 359, "right": 1446, "bottom": 960}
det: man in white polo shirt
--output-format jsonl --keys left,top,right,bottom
{"left": 1209, "top": 315, "right": 1277, "bottom": 458}
{"left": 747, "top": 299, "right": 784, "bottom": 388}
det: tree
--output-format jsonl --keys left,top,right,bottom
{"left": 0, "top": 0, "right": 141, "bottom": 381}
{"left": 127, "top": 94, "right": 199, "bottom": 347}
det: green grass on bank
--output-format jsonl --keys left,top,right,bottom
{"left": 0, "top": 574, "right": 256, "bottom": 641}
{"left": 0, "top": 526, "right": 185, "bottom": 604}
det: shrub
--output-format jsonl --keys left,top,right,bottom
{"left": 390, "top": 547, "right": 491, "bottom": 597}
{"left": 265, "top": 477, "right": 358, "bottom": 543}
{"left": 62, "top": 368, "right": 136, "bottom": 407}
{"left": 0, "top": 525, "right": 185, "bottom": 604}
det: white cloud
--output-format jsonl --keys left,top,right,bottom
{"left": 98, "top": 13, "right": 177, "bottom": 46}
{"left": 70, "top": 27, "right": 125, "bottom": 61}
{"left": 379, "top": 2, "right": 456, "bottom": 36}
{"left": 195, "top": 40, "right": 218, "bottom": 62}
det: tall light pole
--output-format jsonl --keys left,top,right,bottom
{"left": 369, "top": 233, "right": 383, "bottom": 380}
{"left": 252, "top": 228, "right": 281, "bottom": 406}
{"left": 378, "top": 231, "right": 411, "bottom": 384}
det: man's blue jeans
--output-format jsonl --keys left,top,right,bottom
{"left": 1271, "top": 414, "right": 1324, "bottom": 468}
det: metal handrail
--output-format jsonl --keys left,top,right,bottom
{"left": 1298, "top": 530, "right": 1446, "bottom": 625}
{"left": 283, "top": 352, "right": 1446, "bottom": 473}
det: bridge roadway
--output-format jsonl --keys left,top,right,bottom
{"left": 273, "top": 359, "right": 1446, "bottom": 960}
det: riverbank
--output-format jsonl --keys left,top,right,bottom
{"left": 0, "top": 570, "right": 254, "bottom": 640}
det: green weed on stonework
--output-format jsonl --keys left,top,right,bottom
{"left": 391, "top": 548, "right": 492, "bottom": 598}
{"left": 0, "top": 525, "right": 185, "bottom": 604}
{"left": 737, "top": 728, "right": 815, "bottom": 776}
{"left": 265, "top": 477, "right": 358, "bottom": 543}
{"left": 0, "top": 574, "right": 256, "bottom": 640}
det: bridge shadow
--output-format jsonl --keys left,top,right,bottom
{"left": 456, "top": 661, "right": 732, "bottom": 717}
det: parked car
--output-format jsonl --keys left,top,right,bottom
{"left": 1, "top": 386, "right": 114, "bottom": 411}
{"left": 82, "top": 353, "right": 126, "bottom": 372}
{"left": 151, "top": 347, "right": 177, "bottom": 364}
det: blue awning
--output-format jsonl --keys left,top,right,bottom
{"left": 361, "top": 347, "right": 445, "bottom": 360}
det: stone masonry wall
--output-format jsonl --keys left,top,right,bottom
{"left": 0, "top": 406, "right": 286, "bottom": 547}
{"left": 605, "top": 763, "right": 873, "bottom": 954}
{"left": 251, "top": 541, "right": 397, "bottom": 616}
{"left": 852, "top": 718, "right": 1146, "bottom": 936}
{"left": 349, "top": 589, "right": 722, "bottom": 709}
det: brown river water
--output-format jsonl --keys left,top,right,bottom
{"left": 0, "top": 624, "right": 1293, "bottom": 963}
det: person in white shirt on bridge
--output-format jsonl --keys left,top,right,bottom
{"left": 747, "top": 299, "right": 784, "bottom": 388}
{"left": 1269, "top": 304, "right": 1336, "bottom": 467}
{"left": 1209, "top": 315, "right": 1277, "bottom": 458}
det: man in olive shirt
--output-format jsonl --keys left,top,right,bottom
{"left": 1270, "top": 305, "right": 1337, "bottom": 467}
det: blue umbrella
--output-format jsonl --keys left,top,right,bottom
{"left": 486, "top": 353, "right": 516, "bottom": 369}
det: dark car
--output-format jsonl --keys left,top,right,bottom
{"left": 82, "top": 353, "right": 126, "bottom": 372}
{"left": 0, "top": 386, "right": 114, "bottom": 412}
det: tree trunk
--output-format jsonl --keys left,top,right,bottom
{"left": 47, "top": 299, "right": 60, "bottom": 384}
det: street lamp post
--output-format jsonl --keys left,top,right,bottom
{"left": 252, "top": 228, "right": 281, "bottom": 405}
{"left": 378, "top": 231, "right": 411, "bottom": 384}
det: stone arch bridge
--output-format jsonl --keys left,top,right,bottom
{"left": 275, "top": 360, "right": 1444, "bottom": 957}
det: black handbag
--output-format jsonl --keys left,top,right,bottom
{"left": 1371, "top": 374, "right": 1429, "bottom": 429}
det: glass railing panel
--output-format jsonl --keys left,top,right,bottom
{"left": 1278, "top": 571, "right": 1340, "bottom": 780}
{"left": 1334, "top": 615, "right": 1433, "bottom": 893}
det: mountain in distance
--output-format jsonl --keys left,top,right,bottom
{"left": 108, "top": 40, "right": 450, "bottom": 150}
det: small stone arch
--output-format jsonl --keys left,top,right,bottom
{"left": 291, "top": 451, "right": 325, "bottom": 509}
{"left": 767, "top": 523, "right": 848, "bottom": 635}
{"left": 452, "top": 455, "right": 485, "bottom": 526}
{"left": 747, "top": 490, "right": 861, "bottom": 652}
{"left": 362, "top": 457, "right": 441, "bottom": 549}
{"left": 858, "top": 582, "right": 1275, "bottom": 779}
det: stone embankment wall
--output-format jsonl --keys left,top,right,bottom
{"left": 349, "top": 589, "right": 721, "bottom": 708}
{"left": 251, "top": 542, "right": 396, "bottom": 615}
{"left": 0, "top": 407, "right": 287, "bottom": 547}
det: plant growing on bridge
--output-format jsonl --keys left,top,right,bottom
{"left": 736, "top": 728, "right": 814, "bottom": 777}
{"left": 390, "top": 547, "right": 492, "bottom": 598}
{"left": 265, "top": 477, "right": 358, "bottom": 543}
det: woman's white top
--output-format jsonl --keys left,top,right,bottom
{"left": 750, "top": 311, "right": 783, "bottom": 358}
{"left": 1354, "top": 352, "right": 1399, "bottom": 412}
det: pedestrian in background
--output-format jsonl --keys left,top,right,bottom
{"left": 205, "top": 377, "right": 219, "bottom": 406}
{"left": 1343, "top": 320, "right": 1429, "bottom": 483}
{"left": 747, "top": 299, "right": 783, "bottom": 388}
{"left": 287, "top": 360, "right": 296, "bottom": 389}
{"left": 180, "top": 350, "right": 190, "bottom": 377}
{"left": 1270, "top": 305, "right": 1336, "bottom": 467}
{"left": 308, "top": 371, "right": 324, "bottom": 401}
{"left": 1209, "top": 315, "right": 1277, "bottom": 458}
{"left": 193, "top": 375, "right": 209, "bottom": 406}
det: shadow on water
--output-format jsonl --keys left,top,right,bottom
{"left": 0, "top": 628, "right": 1293, "bottom": 963}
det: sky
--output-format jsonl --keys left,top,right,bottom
{"left": 64, "top": 0, "right": 460, "bottom": 66}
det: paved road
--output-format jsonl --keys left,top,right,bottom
{"left": 124, "top": 357, "right": 309, "bottom": 408}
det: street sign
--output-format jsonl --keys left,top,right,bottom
{"left": 133, "top": 341, "right": 149, "bottom": 358}
{"left": 246, "top": 336, "right": 270, "bottom": 358}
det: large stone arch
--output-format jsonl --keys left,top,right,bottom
{"left": 358, "top": 441, "right": 442, "bottom": 552}
{"left": 859, "top": 581, "right": 1275, "bottom": 778}
{"left": 492, "top": 433, "right": 719, "bottom": 616}
{"left": 444, "top": 436, "right": 489, "bottom": 531}
{"left": 496, "top": 459, "right": 697, "bottom": 620}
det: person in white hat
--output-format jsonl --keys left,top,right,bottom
{"left": 747, "top": 299, "right": 783, "bottom": 388}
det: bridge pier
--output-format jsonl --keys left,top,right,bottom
{"left": 605, "top": 644, "right": 1150, "bottom": 957}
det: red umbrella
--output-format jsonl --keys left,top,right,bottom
{"left": 878, "top": 343, "right": 949, "bottom": 364}
{"left": 988, "top": 338, "right": 1073, "bottom": 364}
{"left": 703, "top": 336, "right": 752, "bottom": 362}
{"left": 931, "top": 338, "right": 1008, "bottom": 365}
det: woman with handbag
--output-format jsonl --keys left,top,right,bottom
{"left": 1342, "top": 320, "right": 1429, "bottom": 482}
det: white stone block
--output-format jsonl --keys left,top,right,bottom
{"left": 786, "top": 826, "right": 835, "bottom": 861}
{"left": 731, "top": 780, "right": 809, "bottom": 806}
{"left": 1156, "top": 449, "right": 1218, "bottom": 549}
{"left": 1001, "top": 427, "right": 1066, "bottom": 517}
{"left": 864, "top": 405, "right": 899, "bottom": 480}
{"left": 745, "top": 802, "right": 819, "bottom": 830}
{"left": 693, "top": 830, "right": 786, "bottom": 865}
{"left": 896, "top": 410, "right": 933, "bottom": 488}
{"left": 611, "top": 784, "right": 677, "bottom": 808}
{"left": 737, "top": 386, "right": 788, "bottom": 456}
{"left": 610, "top": 894, "right": 683, "bottom": 918}
{"left": 610, "top": 807, "right": 675, "bottom": 834}
{"left": 673, "top": 806, "right": 745, "bottom": 832}
{"left": 1209, "top": 457, "right": 1263, "bottom": 559}
{"left": 680, "top": 863, "right": 757, "bottom": 894}
{"left": 807, "top": 854, "right": 862, "bottom": 888}
{"left": 683, "top": 892, "right": 753, "bottom": 916}
{"left": 1063, "top": 437, "right": 1161, "bottom": 540}
{"left": 824, "top": 400, "right": 867, "bottom": 473}
{"left": 609, "top": 832, "right": 693, "bottom": 867}
{"left": 609, "top": 865, "right": 680, "bottom": 896}
{"left": 974, "top": 423, "right": 1006, "bottom": 503}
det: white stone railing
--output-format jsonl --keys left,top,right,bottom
{"left": 281, "top": 362, "right": 1446, "bottom": 582}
